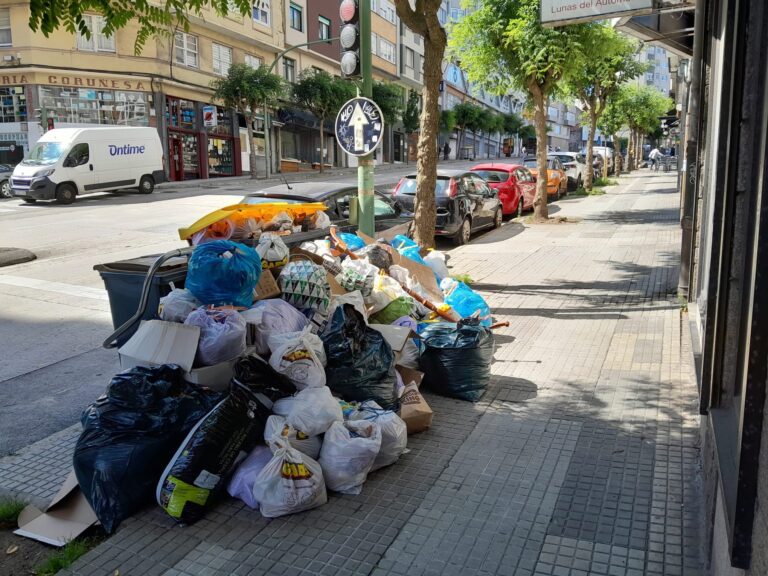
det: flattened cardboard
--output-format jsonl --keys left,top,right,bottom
{"left": 355, "top": 232, "right": 443, "bottom": 303}
{"left": 369, "top": 324, "right": 416, "bottom": 353}
{"left": 398, "top": 383, "right": 432, "bottom": 435}
{"left": 14, "top": 471, "right": 98, "bottom": 546}
{"left": 253, "top": 269, "right": 281, "bottom": 301}
{"left": 118, "top": 320, "right": 235, "bottom": 391}
{"left": 396, "top": 365, "right": 424, "bottom": 389}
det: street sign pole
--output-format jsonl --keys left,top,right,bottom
{"left": 357, "top": 0, "right": 375, "bottom": 237}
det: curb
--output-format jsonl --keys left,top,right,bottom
{"left": 0, "top": 247, "right": 36, "bottom": 268}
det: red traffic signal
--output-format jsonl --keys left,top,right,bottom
{"left": 339, "top": 0, "right": 361, "bottom": 79}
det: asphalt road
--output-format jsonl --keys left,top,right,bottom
{"left": 0, "top": 158, "right": 500, "bottom": 455}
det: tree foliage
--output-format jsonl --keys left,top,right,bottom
{"left": 402, "top": 90, "right": 421, "bottom": 135}
{"left": 439, "top": 109, "right": 457, "bottom": 134}
{"left": 372, "top": 82, "right": 405, "bottom": 125}
{"left": 211, "top": 63, "right": 284, "bottom": 178}
{"left": 28, "top": 0, "right": 252, "bottom": 54}
{"left": 292, "top": 69, "right": 355, "bottom": 173}
{"left": 451, "top": 0, "right": 587, "bottom": 220}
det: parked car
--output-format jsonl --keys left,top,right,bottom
{"left": 470, "top": 163, "right": 537, "bottom": 218}
{"left": 392, "top": 169, "right": 503, "bottom": 245}
{"left": 0, "top": 163, "right": 14, "bottom": 197}
{"left": 582, "top": 145, "right": 614, "bottom": 174}
{"left": 238, "top": 181, "right": 409, "bottom": 234}
{"left": 548, "top": 152, "right": 587, "bottom": 190}
{"left": 522, "top": 156, "right": 568, "bottom": 199}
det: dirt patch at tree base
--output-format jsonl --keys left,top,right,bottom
{"left": 1, "top": 528, "right": 53, "bottom": 576}
{"left": 525, "top": 216, "right": 582, "bottom": 225}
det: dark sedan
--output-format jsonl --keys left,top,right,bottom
{"left": 392, "top": 169, "right": 503, "bottom": 245}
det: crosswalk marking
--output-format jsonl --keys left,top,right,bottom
{"left": 0, "top": 275, "right": 108, "bottom": 300}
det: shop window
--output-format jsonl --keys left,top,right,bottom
{"left": 208, "top": 138, "right": 234, "bottom": 176}
{"left": 166, "top": 98, "right": 197, "bottom": 130}
{"left": 245, "top": 54, "right": 263, "bottom": 69}
{"left": 0, "top": 8, "right": 11, "bottom": 47}
{"left": 289, "top": 3, "right": 303, "bottom": 32}
{"left": 213, "top": 43, "right": 233, "bottom": 76}
{"left": 0, "top": 87, "right": 27, "bottom": 122}
{"left": 209, "top": 107, "right": 233, "bottom": 136}
{"left": 253, "top": 0, "right": 270, "bottom": 26}
{"left": 174, "top": 32, "right": 198, "bottom": 68}
{"left": 319, "top": 16, "right": 331, "bottom": 41}
{"left": 39, "top": 86, "right": 148, "bottom": 126}
{"left": 76, "top": 15, "right": 115, "bottom": 53}
{"left": 284, "top": 58, "right": 296, "bottom": 83}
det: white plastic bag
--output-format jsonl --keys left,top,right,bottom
{"left": 349, "top": 401, "right": 407, "bottom": 471}
{"left": 336, "top": 259, "right": 379, "bottom": 296}
{"left": 286, "top": 386, "right": 343, "bottom": 437}
{"left": 256, "top": 233, "right": 290, "bottom": 269}
{"left": 388, "top": 265, "right": 430, "bottom": 317}
{"left": 367, "top": 274, "right": 408, "bottom": 315}
{"left": 264, "top": 415, "right": 322, "bottom": 460}
{"left": 252, "top": 440, "right": 327, "bottom": 518}
{"left": 226, "top": 444, "right": 273, "bottom": 509}
{"left": 319, "top": 420, "right": 382, "bottom": 495}
{"left": 184, "top": 308, "right": 246, "bottom": 366}
{"left": 423, "top": 250, "right": 450, "bottom": 281}
{"left": 240, "top": 299, "right": 309, "bottom": 356}
{"left": 159, "top": 289, "right": 201, "bottom": 323}
{"left": 267, "top": 330, "right": 327, "bottom": 390}
{"left": 231, "top": 217, "right": 262, "bottom": 241}
{"left": 327, "top": 290, "right": 368, "bottom": 321}
{"left": 313, "top": 211, "right": 331, "bottom": 229}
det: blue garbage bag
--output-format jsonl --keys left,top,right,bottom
{"left": 418, "top": 318, "right": 495, "bottom": 402}
{"left": 441, "top": 278, "right": 492, "bottom": 326}
{"left": 391, "top": 234, "right": 418, "bottom": 251}
{"left": 337, "top": 232, "right": 366, "bottom": 252}
{"left": 185, "top": 240, "right": 262, "bottom": 308}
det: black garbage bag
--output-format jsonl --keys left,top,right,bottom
{"left": 358, "top": 244, "right": 394, "bottom": 271}
{"left": 321, "top": 304, "right": 399, "bottom": 410}
{"left": 73, "top": 365, "right": 223, "bottom": 533}
{"left": 157, "top": 355, "right": 295, "bottom": 525}
{"left": 418, "top": 318, "right": 495, "bottom": 402}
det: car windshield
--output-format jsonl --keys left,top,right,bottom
{"left": 239, "top": 196, "right": 305, "bottom": 205}
{"left": 23, "top": 142, "right": 67, "bottom": 166}
{"left": 472, "top": 170, "right": 508, "bottom": 183}
{"left": 523, "top": 159, "right": 538, "bottom": 168}
{"left": 399, "top": 177, "right": 450, "bottom": 196}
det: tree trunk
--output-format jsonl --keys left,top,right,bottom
{"left": 635, "top": 131, "right": 642, "bottom": 167}
{"left": 627, "top": 128, "right": 635, "bottom": 172}
{"left": 411, "top": 34, "right": 446, "bottom": 248}
{"left": 613, "top": 132, "right": 623, "bottom": 175}
{"left": 531, "top": 89, "right": 549, "bottom": 221}
{"left": 245, "top": 113, "right": 258, "bottom": 179}
{"left": 585, "top": 107, "right": 597, "bottom": 190}
{"left": 318, "top": 118, "right": 325, "bottom": 174}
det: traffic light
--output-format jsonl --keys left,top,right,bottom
{"left": 339, "top": 0, "right": 361, "bottom": 79}
{"left": 34, "top": 108, "right": 51, "bottom": 132}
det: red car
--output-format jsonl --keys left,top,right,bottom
{"left": 471, "top": 163, "right": 537, "bottom": 218}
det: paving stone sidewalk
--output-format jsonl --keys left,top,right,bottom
{"left": 0, "top": 170, "right": 704, "bottom": 576}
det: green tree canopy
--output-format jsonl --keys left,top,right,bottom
{"left": 211, "top": 63, "right": 284, "bottom": 179}
{"left": 439, "top": 109, "right": 457, "bottom": 134}
{"left": 450, "top": 0, "right": 588, "bottom": 220}
{"left": 372, "top": 82, "right": 405, "bottom": 125}
{"left": 402, "top": 90, "right": 421, "bottom": 135}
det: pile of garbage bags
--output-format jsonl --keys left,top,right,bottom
{"left": 74, "top": 226, "right": 499, "bottom": 531}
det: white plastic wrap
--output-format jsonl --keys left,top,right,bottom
{"left": 184, "top": 308, "right": 246, "bottom": 366}
{"left": 423, "top": 250, "right": 450, "bottom": 281}
{"left": 318, "top": 420, "right": 382, "bottom": 495}
{"left": 252, "top": 440, "right": 327, "bottom": 518}
{"left": 327, "top": 290, "right": 368, "bottom": 321}
{"left": 263, "top": 415, "right": 322, "bottom": 460}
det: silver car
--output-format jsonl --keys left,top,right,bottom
{"left": 549, "top": 152, "right": 587, "bottom": 189}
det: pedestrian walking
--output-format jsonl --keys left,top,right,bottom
{"left": 521, "top": 146, "right": 526, "bottom": 156}
{"left": 649, "top": 147, "right": 662, "bottom": 171}
{"left": 443, "top": 142, "right": 451, "bottom": 161}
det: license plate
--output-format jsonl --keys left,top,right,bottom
{"left": 13, "top": 189, "right": 26, "bottom": 196}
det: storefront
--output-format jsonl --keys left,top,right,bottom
{"left": 206, "top": 108, "right": 236, "bottom": 178}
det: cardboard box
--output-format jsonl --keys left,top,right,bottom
{"left": 370, "top": 323, "right": 420, "bottom": 365}
{"left": 253, "top": 268, "right": 281, "bottom": 301}
{"left": 397, "top": 365, "right": 424, "bottom": 389}
{"left": 398, "top": 383, "right": 432, "bottom": 435}
{"left": 118, "top": 319, "right": 235, "bottom": 391}
{"left": 14, "top": 471, "right": 98, "bottom": 546}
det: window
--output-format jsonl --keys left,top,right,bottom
{"left": 319, "top": 16, "right": 331, "bottom": 40}
{"left": 377, "top": 38, "right": 396, "bottom": 64}
{"left": 65, "top": 143, "right": 89, "bottom": 167}
{"left": 289, "top": 3, "right": 303, "bottom": 31}
{"left": 284, "top": 57, "right": 296, "bottom": 83}
{"left": 438, "top": 7, "right": 447, "bottom": 24}
{"left": 39, "top": 86, "right": 148, "bottom": 126}
{"left": 77, "top": 15, "right": 115, "bottom": 52}
{"left": 213, "top": 43, "right": 232, "bottom": 76}
{"left": 245, "top": 54, "right": 263, "bottom": 69}
{"left": 0, "top": 9, "right": 11, "bottom": 47}
{"left": 0, "top": 87, "right": 27, "bottom": 122}
{"left": 253, "top": 0, "right": 270, "bottom": 26}
{"left": 548, "top": 106, "right": 559, "bottom": 121}
{"left": 373, "top": 0, "right": 396, "bottom": 23}
{"left": 174, "top": 32, "right": 198, "bottom": 68}
{"left": 405, "top": 47, "right": 415, "bottom": 69}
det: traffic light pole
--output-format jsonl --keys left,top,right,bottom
{"left": 357, "top": 0, "right": 375, "bottom": 237}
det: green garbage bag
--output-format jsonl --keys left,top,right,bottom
{"left": 369, "top": 297, "right": 415, "bottom": 325}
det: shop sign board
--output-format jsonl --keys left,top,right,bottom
{"left": 541, "top": 0, "right": 654, "bottom": 26}
{"left": 335, "top": 97, "right": 384, "bottom": 157}
{"left": 203, "top": 105, "right": 217, "bottom": 127}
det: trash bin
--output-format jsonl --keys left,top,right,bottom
{"left": 94, "top": 254, "right": 189, "bottom": 346}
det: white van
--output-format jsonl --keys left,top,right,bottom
{"left": 11, "top": 127, "right": 165, "bottom": 204}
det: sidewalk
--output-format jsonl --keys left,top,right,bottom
{"left": 0, "top": 170, "right": 704, "bottom": 576}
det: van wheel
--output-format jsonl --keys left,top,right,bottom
{"left": 0, "top": 180, "right": 10, "bottom": 198}
{"left": 55, "top": 183, "right": 76, "bottom": 204}
{"left": 139, "top": 175, "right": 155, "bottom": 194}
{"left": 453, "top": 217, "right": 471, "bottom": 246}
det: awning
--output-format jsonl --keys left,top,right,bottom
{"left": 616, "top": 8, "right": 696, "bottom": 57}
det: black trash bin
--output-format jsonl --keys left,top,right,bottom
{"left": 94, "top": 254, "right": 189, "bottom": 346}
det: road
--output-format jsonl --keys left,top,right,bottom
{"left": 0, "top": 158, "right": 497, "bottom": 455}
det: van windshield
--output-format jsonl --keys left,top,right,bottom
{"left": 22, "top": 142, "right": 67, "bottom": 166}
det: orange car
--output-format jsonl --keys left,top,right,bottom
{"left": 522, "top": 156, "right": 568, "bottom": 200}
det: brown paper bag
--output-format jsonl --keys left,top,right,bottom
{"left": 398, "top": 383, "right": 433, "bottom": 435}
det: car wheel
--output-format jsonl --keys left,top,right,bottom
{"left": 55, "top": 183, "right": 76, "bottom": 204}
{"left": 139, "top": 175, "right": 155, "bottom": 194}
{"left": 453, "top": 217, "right": 471, "bottom": 246}
{"left": 516, "top": 197, "right": 524, "bottom": 218}
{"left": 22, "top": 198, "right": 36, "bottom": 204}
{"left": 576, "top": 175, "right": 582, "bottom": 190}
{"left": 0, "top": 180, "right": 10, "bottom": 198}
{"left": 493, "top": 208, "right": 502, "bottom": 229}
